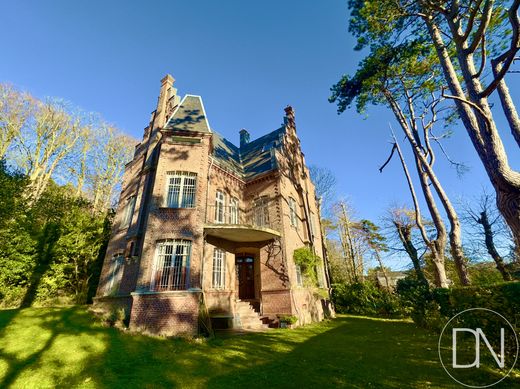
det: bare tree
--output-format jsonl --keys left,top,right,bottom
{"left": 380, "top": 135, "right": 449, "bottom": 287}
{"left": 0, "top": 84, "right": 35, "bottom": 159}
{"left": 88, "top": 124, "right": 135, "bottom": 212}
{"left": 309, "top": 165, "right": 337, "bottom": 216}
{"left": 463, "top": 192, "right": 514, "bottom": 281}
{"left": 16, "top": 99, "right": 84, "bottom": 205}
{"left": 386, "top": 207, "right": 429, "bottom": 285}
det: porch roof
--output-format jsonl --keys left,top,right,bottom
{"left": 204, "top": 224, "right": 280, "bottom": 243}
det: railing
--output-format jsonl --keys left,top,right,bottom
{"left": 151, "top": 266, "right": 189, "bottom": 291}
{"left": 205, "top": 205, "right": 273, "bottom": 229}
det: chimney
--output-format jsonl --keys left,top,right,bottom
{"left": 156, "top": 74, "right": 176, "bottom": 127}
{"left": 239, "top": 129, "right": 250, "bottom": 147}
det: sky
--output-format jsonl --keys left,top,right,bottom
{"left": 1, "top": 0, "right": 519, "bottom": 270}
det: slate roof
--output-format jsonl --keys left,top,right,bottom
{"left": 164, "top": 95, "right": 211, "bottom": 133}
{"left": 165, "top": 94, "right": 285, "bottom": 181}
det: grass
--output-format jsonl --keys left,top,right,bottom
{"left": 0, "top": 307, "right": 518, "bottom": 388}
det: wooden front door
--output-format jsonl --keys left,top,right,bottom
{"left": 236, "top": 256, "right": 255, "bottom": 299}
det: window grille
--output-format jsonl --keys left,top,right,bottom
{"left": 212, "top": 248, "right": 226, "bottom": 289}
{"left": 215, "top": 190, "right": 226, "bottom": 223}
{"left": 229, "top": 197, "right": 239, "bottom": 224}
{"left": 121, "top": 195, "right": 136, "bottom": 228}
{"left": 151, "top": 240, "right": 191, "bottom": 290}
{"left": 105, "top": 254, "right": 124, "bottom": 295}
{"left": 289, "top": 197, "right": 298, "bottom": 227}
{"left": 254, "top": 196, "right": 269, "bottom": 227}
{"left": 165, "top": 172, "right": 197, "bottom": 208}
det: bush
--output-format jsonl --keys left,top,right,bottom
{"left": 396, "top": 279, "right": 520, "bottom": 357}
{"left": 332, "top": 281, "right": 403, "bottom": 317}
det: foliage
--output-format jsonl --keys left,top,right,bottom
{"left": 396, "top": 278, "right": 520, "bottom": 357}
{"left": 0, "top": 163, "right": 110, "bottom": 308}
{"left": 3, "top": 307, "right": 517, "bottom": 387}
{"left": 332, "top": 281, "right": 403, "bottom": 317}
{"left": 293, "top": 247, "right": 320, "bottom": 286}
{"left": 279, "top": 315, "right": 298, "bottom": 325}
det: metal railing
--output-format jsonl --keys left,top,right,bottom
{"left": 205, "top": 204, "right": 273, "bottom": 229}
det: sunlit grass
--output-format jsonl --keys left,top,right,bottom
{"left": 0, "top": 307, "right": 518, "bottom": 388}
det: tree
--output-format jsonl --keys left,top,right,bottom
{"left": 309, "top": 165, "right": 337, "bottom": 217}
{"left": 386, "top": 207, "right": 429, "bottom": 285}
{"left": 87, "top": 124, "right": 134, "bottom": 212}
{"left": 0, "top": 84, "right": 34, "bottom": 159}
{"left": 330, "top": 27, "right": 470, "bottom": 285}
{"left": 16, "top": 99, "right": 84, "bottom": 205}
{"left": 335, "top": 0, "right": 520, "bottom": 258}
{"left": 463, "top": 192, "right": 514, "bottom": 280}
{"left": 359, "top": 219, "right": 390, "bottom": 288}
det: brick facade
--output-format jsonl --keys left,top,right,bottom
{"left": 94, "top": 74, "right": 333, "bottom": 336}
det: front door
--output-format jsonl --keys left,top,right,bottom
{"left": 236, "top": 256, "right": 255, "bottom": 299}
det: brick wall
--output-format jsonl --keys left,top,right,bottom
{"left": 129, "top": 291, "right": 201, "bottom": 336}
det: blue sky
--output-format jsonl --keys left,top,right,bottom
{"left": 2, "top": 0, "right": 519, "bottom": 269}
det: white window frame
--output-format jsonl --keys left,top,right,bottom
{"left": 105, "top": 254, "right": 124, "bottom": 295}
{"left": 254, "top": 196, "right": 269, "bottom": 227}
{"left": 151, "top": 239, "right": 191, "bottom": 290}
{"left": 121, "top": 195, "right": 136, "bottom": 228}
{"left": 289, "top": 197, "right": 298, "bottom": 227}
{"left": 212, "top": 248, "right": 226, "bottom": 289}
{"left": 165, "top": 171, "right": 197, "bottom": 208}
{"left": 229, "top": 197, "right": 239, "bottom": 224}
{"left": 215, "top": 190, "right": 226, "bottom": 223}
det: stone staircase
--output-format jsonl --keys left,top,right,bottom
{"left": 235, "top": 300, "right": 269, "bottom": 330}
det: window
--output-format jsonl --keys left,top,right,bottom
{"left": 212, "top": 248, "right": 226, "bottom": 289}
{"left": 254, "top": 196, "right": 269, "bottom": 227}
{"left": 121, "top": 195, "right": 136, "bottom": 228}
{"left": 165, "top": 172, "right": 197, "bottom": 208}
{"left": 308, "top": 213, "right": 315, "bottom": 240}
{"left": 151, "top": 240, "right": 191, "bottom": 290}
{"left": 229, "top": 197, "right": 239, "bottom": 224}
{"left": 289, "top": 197, "right": 298, "bottom": 227}
{"left": 295, "top": 264, "right": 303, "bottom": 287}
{"left": 105, "top": 254, "right": 124, "bottom": 295}
{"left": 215, "top": 190, "right": 226, "bottom": 223}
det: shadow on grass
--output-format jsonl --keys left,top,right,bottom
{"left": 0, "top": 310, "right": 518, "bottom": 388}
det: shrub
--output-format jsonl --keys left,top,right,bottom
{"left": 332, "top": 281, "right": 403, "bottom": 317}
{"left": 293, "top": 247, "right": 320, "bottom": 286}
{"left": 396, "top": 279, "right": 520, "bottom": 357}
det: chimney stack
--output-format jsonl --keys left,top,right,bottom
{"left": 239, "top": 129, "right": 250, "bottom": 148}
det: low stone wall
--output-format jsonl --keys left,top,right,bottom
{"left": 129, "top": 290, "right": 201, "bottom": 336}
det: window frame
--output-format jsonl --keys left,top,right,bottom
{"left": 121, "top": 195, "right": 137, "bottom": 228}
{"left": 212, "top": 248, "right": 226, "bottom": 289}
{"left": 215, "top": 190, "right": 226, "bottom": 223}
{"left": 229, "top": 197, "right": 239, "bottom": 224}
{"left": 151, "top": 239, "right": 192, "bottom": 291}
{"left": 254, "top": 196, "right": 269, "bottom": 227}
{"left": 164, "top": 171, "right": 197, "bottom": 208}
{"left": 105, "top": 254, "right": 125, "bottom": 295}
{"left": 289, "top": 197, "right": 298, "bottom": 228}
{"left": 295, "top": 263, "right": 303, "bottom": 287}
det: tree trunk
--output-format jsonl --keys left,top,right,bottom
{"left": 478, "top": 210, "right": 512, "bottom": 281}
{"left": 492, "top": 60, "right": 520, "bottom": 149}
{"left": 394, "top": 222, "right": 428, "bottom": 286}
{"left": 425, "top": 16, "right": 520, "bottom": 259}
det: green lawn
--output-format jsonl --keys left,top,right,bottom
{"left": 0, "top": 307, "right": 518, "bottom": 388}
